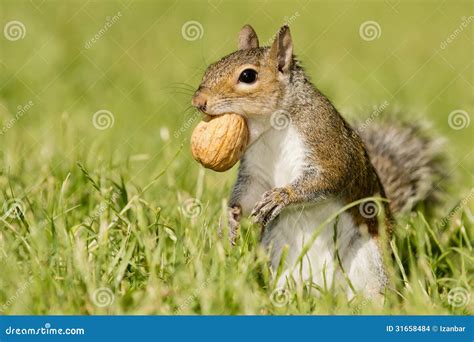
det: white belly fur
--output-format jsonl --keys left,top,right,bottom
{"left": 242, "top": 123, "right": 385, "bottom": 297}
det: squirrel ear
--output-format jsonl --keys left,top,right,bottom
{"left": 270, "top": 25, "right": 293, "bottom": 73}
{"left": 238, "top": 24, "right": 259, "bottom": 50}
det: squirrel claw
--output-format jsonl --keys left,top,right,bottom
{"left": 219, "top": 205, "right": 241, "bottom": 246}
{"left": 251, "top": 188, "right": 290, "bottom": 227}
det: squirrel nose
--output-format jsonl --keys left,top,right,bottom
{"left": 192, "top": 90, "right": 208, "bottom": 112}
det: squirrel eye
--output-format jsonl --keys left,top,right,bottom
{"left": 238, "top": 69, "right": 258, "bottom": 84}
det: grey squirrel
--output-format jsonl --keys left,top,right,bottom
{"left": 192, "top": 25, "right": 443, "bottom": 297}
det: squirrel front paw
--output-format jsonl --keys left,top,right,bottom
{"left": 251, "top": 187, "right": 291, "bottom": 227}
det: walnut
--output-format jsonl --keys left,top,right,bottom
{"left": 191, "top": 113, "right": 249, "bottom": 172}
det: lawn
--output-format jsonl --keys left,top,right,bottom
{"left": 0, "top": 0, "right": 472, "bottom": 315}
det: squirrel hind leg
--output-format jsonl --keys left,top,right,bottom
{"left": 345, "top": 236, "right": 389, "bottom": 300}
{"left": 358, "top": 120, "right": 447, "bottom": 214}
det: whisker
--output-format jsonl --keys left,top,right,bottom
{"left": 163, "top": 85, "right": 195, "bottom": 92}
{"left": 161, "top": 87, "right": 195, "bottom": 97}
{"left": 170, "top": 82, "right": 196, "bottom": 90}
{"left": 183, "top": 105, "right": 197, "bottom": 114}
{"left": 169, "top": 87, "right": 194, "bottom": 93}
{"left": 170, "top": 91, "right": 194, "bottom": 97}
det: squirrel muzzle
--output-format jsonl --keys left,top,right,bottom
{"left": 192, "top": 89, "right": 208, "bottom": 113}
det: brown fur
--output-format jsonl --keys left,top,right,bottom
{"left": 194, "top": 25, "right": 442, "bottom": 240}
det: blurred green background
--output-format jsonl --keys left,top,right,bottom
{"left": 0, "top": 0, "right": 472, "bottom": 314}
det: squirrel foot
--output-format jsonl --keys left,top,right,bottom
{"left": 251, "top": 187, "right": 291, "bottom": 227}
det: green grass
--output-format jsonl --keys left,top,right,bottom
{"left": 0, "top": 0, "right": 472, "bottom": 314}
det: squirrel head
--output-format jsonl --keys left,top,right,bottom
{"left": 192, "top": 25, "right": 294, "bottom": 118}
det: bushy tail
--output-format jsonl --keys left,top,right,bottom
{"left": 358, "top": 120, "right": 446, "bottom": 214}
